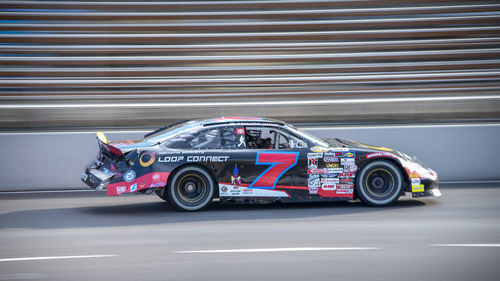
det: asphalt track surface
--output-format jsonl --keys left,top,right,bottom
{"left": 0, "top": 184, "right": 499, "bottom": 281}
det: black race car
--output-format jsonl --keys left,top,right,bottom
{"left": 82, "top": 117, "right": 440, "bottom": 211}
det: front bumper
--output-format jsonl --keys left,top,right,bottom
{"left": 410, "top": 178, "right": 441, "bottom": 198}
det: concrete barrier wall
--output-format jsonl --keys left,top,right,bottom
{"left": 1, "top": 124, "right": 499, "bottom": 191}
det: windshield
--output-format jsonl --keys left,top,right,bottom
{"left": 286, "top": 126, "right": 330, "bottom": 147}
{"left": 144, "top": 121, "right": 199, "bottom": 143}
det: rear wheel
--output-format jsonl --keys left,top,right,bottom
{"left": 167, "top": 166, "right": 215, "bottom": 211}
{"left": 356, "top": 160, "right": 403, "bottom": 206}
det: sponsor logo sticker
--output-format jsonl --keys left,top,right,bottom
{"left": 236, "top": 128, "right": 245, "bottom": 135}
{"left": 326, "top": 163, "right": 339, "bottom": 168}
{"left": 343, "top": 164, "right": 358, "bottom": 172}
{"left": 139, "top": 152, "right": 155, "bottom": 167}
{"left": 311, "top": 146, "right": 330, "bottom": 153}
{"left": 341, "top": 158, "right": 355, "bottom": 165}
{"left": 308, "top": 180, "right": 321, "bottom": 188}
{"left": 338, "top": 173, "right": 355, "bottom": 178}
{"left": 328, "top": 168, "right": 344, "bottom": 173}
{"left": 412, "top": 184, "right": 425, "bottom": 192}
{"left": 130, "top": 183, "right": 137, "bottom": 192}
{"left": 123, "top": 170, "right": 136, "bottom": 182}
{"left": 321, "top": 183, "right": 337, "bottom": 191}
{"left": 336, "top": 188, "right": 354, "bottom": 194}
{"left": 366, "top": 152, "right": 397, "bottom": 159}
{"left": 308, "top": 168, "right": 330, "bottom": 174}
{"left": 321, "top": 178, "right": 340, "bottom": 184}
{"left": 307, "top": 153, "right": 323, "bottom": 158}
{"left": 308, "top": 187, "right": 318, "bottom": 194}
{"left": 308, "top": 157, "right": 318, "bottom": 169}
{"left": 324, "top": 157, "right": 339, "bottom": 163}
{"left": 343, "top": 151, "right": 356, "bottom": 158}
{"left": 116, "top": 186, "right": 127, "bottom": 194}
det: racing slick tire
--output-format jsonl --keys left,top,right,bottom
{"left": 356, "top": 160, "right": 403, "bottom": 207}
{"left": 166, "top": 166, "right": 215, "bottom": 211}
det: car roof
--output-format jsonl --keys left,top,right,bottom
{"left": 200, "top": 117, "right": 287, "bottom": 127}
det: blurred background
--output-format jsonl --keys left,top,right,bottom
{"left": 1, "top": 0, "right": 500, "bottom": 130}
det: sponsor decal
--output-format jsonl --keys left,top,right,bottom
{"left": 412, "top": 184, "right": 425, "bottom": 192}
{"left": 321, "top": 178, "right": 339, "bottom": 184}
{"left": 326, "top": 163, "right": 339, "bottom": 168}
{"left": 236, "top": 128, "right": 245, "bottom": 135}
{"left": 219, "top": 183, "right": 289, "bottom": 197}
{"left": 338, "top": 173, "right": 355, "bottom": 178}
{"left": 321, "top": 183, "right": 337, "bottom": 191}
{"left": 343, "top": 151, "right": 356, "bottom": 158}
{"left": 308, "top": 180, "right": 321, "bottom": 188}
{"left": 328, "top": 168, "right": 344, "bottom": 173}
{"left": 308, "top": 187, "right": 318, "bottom": 194}
{"left": 337, "top": 184, "right": 354, "bottom": 189}
{"left": 152, "top": 173, "right": 161, "bottom": 181}
{"left": 343, "top": 164, "right": 358, "bottom": 172}
{"left": 307, "top": 152, "right": 323, "bottom": 158}
{"left": 308, "top": 157, "right": 318, "bottom": 169}
{"left": 410, "top": 172, "right": 420, "bottom": 178}
{"left": 308, "top": 168, "right": 330, "bottom": 174}
{"left": 365, "top": 152, "right": 397, "bottom": 159}
{"left": 158, "top": 155, "right": 184, "bottom": 163}
{"left": 311, "top": 146, "right": 330, "bottom": 153}
{"left": 237, "top": 135, "right": 246, "bottom": 148}
{"left": 340, "top": 178, "right": 353, "bottom": 184}
{"left": 336, "top": 188, "right": 354, "bottom": 194}
{"left": 123, "top": 170, "right": 136, "bottom": 182}
{"left": 116, "top": 186, "right": 127, "bottom": 194}
{"left": 231, "top": 164, "right": 242, "bottom": 186}
{"left": 139, "top": 152, "right": 155, "bottom": 167}
{"left": 308, "top": 174, "right": 320, "bottom": 181}
{"left": 102, "top": 167, "right": 112, "bottom": 175}
{"left": 341, "top": 158, "right": 355, "bottom": 165}
{"left": 158, "top": 155, "right": 229, "bottom": 163}
{"left": 325, "top": 152, "right": 343, "bottom": 157}
{"left": 324, "top": 157, "right": 339, "bottom": 163}
{"left": 130, "top": 183, "right": 137, "bottom": 192}
{"left": 411, "top": 178, "right": 421, "bottom": 185}
{"left": 320, "top": 173, "right": 338, "bottom": 178}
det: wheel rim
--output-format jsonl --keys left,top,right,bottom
{"left": 177, "top": 174, "right": 207, "bottom": 203}
{"left": 364, "top": 168, "right": 395, "bottom": 198}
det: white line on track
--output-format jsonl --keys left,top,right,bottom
{"left": 430, "top": 244, "right": 500, "bottom": 247}
{"left": 0, "top": 255, "right": 118, "bottom": 262}
{"left": 174, "top": 247, "right": 381, "bottom": 254}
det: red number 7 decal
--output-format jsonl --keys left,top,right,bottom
{"left": 249, "top": 152, "right": 299, "bottom": 189}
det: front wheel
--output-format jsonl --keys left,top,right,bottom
{"left": 167, "top": 166, "right": 215, "bottom": 211}
{"left": 356, "top": 160, "right": 403, "bottom": 206}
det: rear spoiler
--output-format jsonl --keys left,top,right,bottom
{"left": 96, "top": 132, "right": 123, "bottom": 156}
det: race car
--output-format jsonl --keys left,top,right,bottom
{"left": 82, "top": 117, "right": 440, "bottom": 211}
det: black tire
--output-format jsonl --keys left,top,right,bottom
{"left": 356, "top": 160, "right": 403, "bottom": 207}
{"left": 166, "top": 166, "right": 215, "bottom": 211}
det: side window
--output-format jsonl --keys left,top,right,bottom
{"left": 190, "top": 129, "right": 221, "bottom": 149}
{"left": 220, "top": 126, "right": 246, "bottom": 149}
{"left": 278, "top": 130, "right": 308, "bottom": 149}
{"left": 245, "top": 127, "right": 276, "bottom": 149}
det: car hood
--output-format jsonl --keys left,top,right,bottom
{"left": 322, "top": 138, "right": 395, "bottom": 153}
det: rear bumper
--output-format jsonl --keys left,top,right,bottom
{"left": 81, "top": 164, "right": 114, "bottom": 191}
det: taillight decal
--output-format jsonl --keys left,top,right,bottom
{"left": 249, "top": 152, "right": 299, "bottom": 189}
